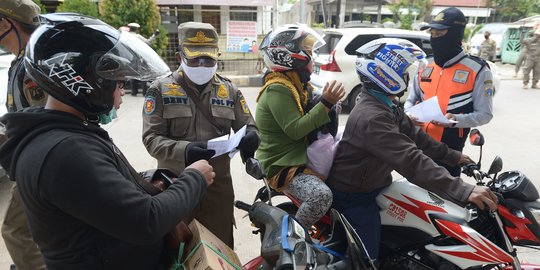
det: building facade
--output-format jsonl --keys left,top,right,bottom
{"left": 156, "top": 0, "right": 274, "bottom": 75}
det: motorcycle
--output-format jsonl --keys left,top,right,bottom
{"left": 237, "top": 158, "right": 376, "bottom": 270}
{"left": 249, "top": 129, "right": 540, "bottom": 269}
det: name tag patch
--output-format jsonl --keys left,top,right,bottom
{"left": 164, "top": 96, "right": 189, "bottom": 105}
{"left": 211, "top": 98, "right": 235, "bottom": 108}
{"left": 453, "top": 70, "right": 469, "bottom": 84}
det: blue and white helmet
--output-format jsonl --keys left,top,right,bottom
{"left": 355, "top": 38, "right": 427, "bottom": 95}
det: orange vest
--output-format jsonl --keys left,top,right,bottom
{"left": 418, "top": 56, "right": 484, "bottom": 141}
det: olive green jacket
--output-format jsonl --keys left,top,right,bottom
{"left": 255, "top": 83, "right": 330, "bottom": 179}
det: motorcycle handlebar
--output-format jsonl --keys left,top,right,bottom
{"left": 235, "top": 200, "right": 252, "bottom": 212}
{"left": 461, "top": 162, "right": 480, "bottom": 177}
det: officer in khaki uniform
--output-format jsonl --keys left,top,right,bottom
{"left": 478, "top": 30, "right": 497, "bottom": 61}
{"left": 0, "top": 0, "right": 47, "bottom": 269}
{"left": 142, "top": 22, "right": 258, "bottom": 248}
{"left": 521, "top": 28, "right": 540, "bottom": 89}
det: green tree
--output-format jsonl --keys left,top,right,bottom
{"left": 417, "top": 0, "right": 433, "bottom": 22}
{"left": 31, "top": 0, "right": 47, "bottom": 13}
{"left": 99, "top": 0, "right": 167, "bottom": 56}
{"left": 388, "top": 1, "right": 403, "bottom": 23}
{"left": 400, "top": 14, "right": 414, "bottom": 30}
{"left": 56, "top": 0, "right": 99, "bottom": 17}
{"left": 491, "top": 0, "right": 540, "bottom": 22}
{"left": 388, "top": 0, "right": 433, "bottom": 28}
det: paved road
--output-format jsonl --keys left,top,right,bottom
{"left": 1, "top": 63, "right": 540, "bottom": 268}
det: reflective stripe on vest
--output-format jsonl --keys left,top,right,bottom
{"left": 418, "top": 57, "right": 482, "bottom": 141}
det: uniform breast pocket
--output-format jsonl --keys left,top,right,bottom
{"left": 211, "top": 105, "right": 236, "bottom": 133}
{"left": 163, "top": 104, "right": 193, "bottom": 139}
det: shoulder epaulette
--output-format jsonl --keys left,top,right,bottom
{"left": 464, "top": 54, "right": 488, "bottom": 69}
{"left": 215, "top": 73, "right": 232, "bottom": 83}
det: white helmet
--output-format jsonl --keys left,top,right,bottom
{"left": 355, "top": 38, "right": 427, "bottom": 95}
{"left": 260, "top": 24, "right": 325, "bottom": 72}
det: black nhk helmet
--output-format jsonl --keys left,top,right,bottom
{"left": 24, "top": 13, "right": 170, "bottom": 116}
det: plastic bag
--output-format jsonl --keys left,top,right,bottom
{"left": 307, "top": 132, "right": 340, "bottom": 178}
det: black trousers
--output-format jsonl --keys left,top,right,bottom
{"left": 130, "top": 79, "right": 148, "bottom": 96}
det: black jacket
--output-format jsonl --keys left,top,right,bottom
{"left": 0, "top": 108, "right": 207, "bottom": 270}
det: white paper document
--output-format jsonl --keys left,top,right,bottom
{"left": 405, "top": 96, "right": 457, "bottom": 124}
{"left": 207, "top": 125, "right": 247, "bottom": 158}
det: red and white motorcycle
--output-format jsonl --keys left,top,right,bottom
{"left": 250, "top": 129, "right": 540, "bottom": 269}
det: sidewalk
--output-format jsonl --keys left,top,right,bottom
{"left": 496, "top": 62, "right": 518, "bottom": 80}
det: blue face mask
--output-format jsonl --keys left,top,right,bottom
{"left": 99, "top": 108, "right": 118, "bottom": 125}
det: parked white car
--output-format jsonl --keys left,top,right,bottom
{"left": 310, "top": 28, "right": 500, "bottom": 109}
{"left": 310, "top": 28, "right": 433, "bottom": 109}
{"left": 1, "top": 47, "right": 15, "bottom": 117}
{"left": 469, "top": 23, "right": 509, "bottom": 60}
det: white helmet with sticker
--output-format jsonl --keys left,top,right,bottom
{"left": 355, "top": 38, "right": 427, "bottom": 95}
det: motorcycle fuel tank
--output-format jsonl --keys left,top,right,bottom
{"left": 377, "top": 179, "right": 472, "bottom": 237}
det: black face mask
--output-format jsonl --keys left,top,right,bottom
{"left": 431, "top": 27, "right": 464, "bottom": 67}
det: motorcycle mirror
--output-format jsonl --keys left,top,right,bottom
{"left": 487, "top": 156, "right": 503, "bottom": 175}
{"left": 245, "top": 158, "right": 266, "bottom": 180}
{"left": 469, "top": 129, "right": 484, "bottom": 146}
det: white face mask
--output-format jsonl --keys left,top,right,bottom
{"left": 181, "top": 61, "right": 217, "bottom": 85}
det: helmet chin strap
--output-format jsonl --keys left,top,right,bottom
{"left": 0, "top": 19, "right": 23, "bottom": 58}
{"left": 0, "top": 19, "right": 14, "bottom": 47}
{"left": 297, "top": 68, "right": 311, "bottom": 84}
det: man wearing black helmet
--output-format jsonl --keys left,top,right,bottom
{"left": 405, "top": 7, "right": 494, "bottom": 177}
{"left": 0, "top": 0, "right": 47, "bottom": 269}
{"left": 0, "top": 14, "right": 214, "bottom": 269}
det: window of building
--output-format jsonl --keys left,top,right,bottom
{"left": 161, "top": 5, "right": 194, "bottom": 24}
{"left": 176, "top": 5, "right": 194, "bottom": 24}
{"left": 202, "top": 12, "right": 220, "bottom": 33}
{"left": 230, "top": 6, "right": 257, "bottom": 22}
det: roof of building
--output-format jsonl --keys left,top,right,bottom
{"left": 156, "top": 0, "right": 272, "bottom": 6}
{"left": 433, "top": 0, "right": 488, "bottom": 7}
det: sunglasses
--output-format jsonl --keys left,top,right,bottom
{"left": 184, "top": 57, "right": 217, "bottom": 67}
{"left": 117, "top": 81, "right": 125, "bottom": 89}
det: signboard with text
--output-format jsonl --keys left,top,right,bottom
{"left": 227, "top": 21, "right": 258, "bottom": 53}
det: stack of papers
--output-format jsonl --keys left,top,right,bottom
{"left": 405, "top": 97, "right": 457, "bottom": 124}
{"left": 207, "top": 125, "right": 247, "bottom": 158}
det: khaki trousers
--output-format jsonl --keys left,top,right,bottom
{"left": 523, "top": 59, "right": 540, "bottom": 86}
{"left": 2, "top": 184, "right": 45, "bottom": 270}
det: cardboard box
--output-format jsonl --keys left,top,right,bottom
{"left": 182, "top": 219, "right": 242, "bottom": 270}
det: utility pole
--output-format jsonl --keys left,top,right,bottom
{"left": 336, "top": 0, "right": 341, "bottom": 27}
{"left": 274, "top": 0, "right": 279, "bottom": 29}
{"left": 300, "top": 0, "right": 305, "bottom": 24}
{"left": 377, "top": 0, "right": 382, "bottom": 23}
{"left": 321, "top": 0, "right": 328, "bottom": 28}
{"left": 336, "top": 0, "right": 347, "bottom": 27}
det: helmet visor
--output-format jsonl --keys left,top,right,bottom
{"left": 297, "top": 26, "right": 325, "bottom": 51}
{"left": 96, "top": 31, "right": 170, "bottom": 81}
{"left": 259, "top": 24, "right": 325, "bottom": 52}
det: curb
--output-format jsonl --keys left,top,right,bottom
{"left": 227, "top": 75, "right": 264, "bottom": 87}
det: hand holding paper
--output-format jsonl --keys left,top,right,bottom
{"left": 405, "top": 97, "right": 457, "bottom": 125}
{"left": 207, "top": 125, "right": 247, "bottom": 158}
